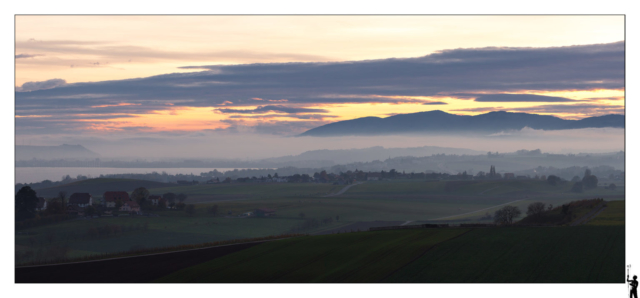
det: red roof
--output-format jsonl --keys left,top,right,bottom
{"left": 103, "top": 191, "right": 130, "bottom": 202}
{"left": 69, "top": 193, "right": 92, "bottom": 204}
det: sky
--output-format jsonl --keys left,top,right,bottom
{"left": 14, "top": 15, "right": 625, "bottom": 157}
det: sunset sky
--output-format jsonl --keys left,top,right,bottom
{"left": 15, "top": 15, "right": 624, "bottom": 139}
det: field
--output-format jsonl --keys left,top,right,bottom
{"left": 16, "top": 178, "right": 625, "bottom": 264}
{"left": 156, "top": 229, "right": 469, "bottom": 283}
{"left": 16, "top": 196, "right": 625, "bottom": 283}
{"left": 384, "top": 226, "right": 624, "bottom": 283}
{"left": 155, "top": 226, "right": 623, "bottom": 283}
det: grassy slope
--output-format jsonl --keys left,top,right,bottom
{"left": 587, "top": 200, "right": 625, "bottom": 226}
{"left": 155, "top": 229, "right": 469, "bottom": 283}
{"left": 384, "top": 226, "right": 624, "bottom": 283}
{"left": 156, "top": 225, "right": 623, "bottom": 283}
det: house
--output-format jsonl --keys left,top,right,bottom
{"left": 36, "top": 197, "right": 47, "bottom": 211}
{"left": 120, "top": 200, "right": 140, "bottom": 213}
{"left": 69, "top": 193, "right": 93, "bottom": 207}
{"left": 367, "top": 173, "right": 381, "bottom": 181}
{"left": 503, "top": 173, "right": 515, "bottom": 179}
{"left": 149, "top": 195, "right": 163, "bottom": 206}
{"left": 241, "top": 211, "right": 254, "bottom": 217}
{"left": 103, "top": 191, "right": 130, "bottom": 208}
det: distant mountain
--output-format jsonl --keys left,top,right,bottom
{"left": 262, "top": 146, "right": 484, "bottom": 165}
{"left": 16, "top": 144, "right": 100, "bottom": 161}
{"left": 299, "top": 111, "right": 625, "bottom": 137}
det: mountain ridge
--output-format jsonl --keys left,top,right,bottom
{"left": 299, "top": 111, "right": 625, "bottom": 137}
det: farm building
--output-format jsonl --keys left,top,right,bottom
{"left": 149, "top": 195, "right": 163, "bottom": 206}
{"left": 120, "top": 200, "right": 140, "bottom": 213}
{"left": 103, "top": 191, "right": 130, "bottom": 208}
{"left": 68, "top": 193, "right": 93, "bottom": 207}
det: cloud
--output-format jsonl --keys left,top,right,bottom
{"left": 16, "top": 79, "right": 67, "bottom": 92}
{"left": 15, "top": 41, "right": 624, "bottom": 134}
{"left": 422, "top": 101, "right": 448, "bottom": 105}
{"left": 453, "top": 104, "right": 624, "bottom": 117}
{"left": 216, "top": 105, "right": 329, "bottom": 114}
{"left": 474, "top": 94, "right": 574, "bottom": 102}
{"left": 15, "top": 54, "right": 43, "bottom": 59}
{"left": 15, "top": 39, "right": 330, "bottom": 67}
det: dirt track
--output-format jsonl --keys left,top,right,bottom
{"left": 322, "top": 182, "right": 364, "bottom": 197}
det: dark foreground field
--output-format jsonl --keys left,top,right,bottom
{"left": 17, "top": 225, "right": 622, "bottom": 283}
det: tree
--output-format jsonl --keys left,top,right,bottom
{"left": 583, "top": 168, "right": 592, "bottom": 180}
{"left": 58, "top": 191, "right": 67, "bottom": 207}
{"left": 162, "top": 192, "right": 176, "bottom": 204}
{"left": 45, "top": 199, "right": 65, "bottom": 215}
{"left": 177, "top": 193, "right": 188, "bottom": 203}
{"left": 16, "top": 186, "right": 39, "bottom": 221}
{"left": 547, "top": 204, "right": 553, "bottom": 211}
{"left": 571, "top": 182, "right": 583, "bottom": 193}
{"left": 571, "top": 176, "right": 581, "bottom": 182}
{"left": 131, "top": 187, "right": 150, "bottom": 207}
{"left": 608, "top": 183, "right": 617, "bottom": 191}
{"left": 184, "top": 204, "right": 196, "bottom": 216}
{"left": 114, "top": 199, "right": 123, "bottom": 211}
{"left": 583, "top": 175, "right": 598, "bottom": 189}
{"left": 299, "top": 212, "right": 306, "bottom": 219}
{"left": 526, "top": 202, "right": 546, "bottom": 217}
{"left": 85, "top": 205, "right": 96, "bottom": 217}
{"left": 547, "top": 175, "right": 561, "bottom": 186}
{"left": 493, "top": 205, "right": 521, "bottom": 225}
{"left": 336, "top": 215, "right": 340, "bottom": 221}
{"left": 208, "top": 204, "right": 218, "bottom": 215}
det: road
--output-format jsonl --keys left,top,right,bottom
{"left": 323, "top": 182, "right": 364, "bottom": 197}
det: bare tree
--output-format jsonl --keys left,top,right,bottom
{"left": 526, "top": 202, "right": 547, "bottom": 217}
{"left": 494, "top": 205, "right": 522, "bottom": 225}
{"left": 58, "top": 191, "right": 67, "bottom": 207}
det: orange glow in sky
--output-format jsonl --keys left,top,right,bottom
{"left": 15, "top": 16, "right": 624, "bottom": 135}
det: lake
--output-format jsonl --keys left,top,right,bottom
{"left": 14, "top": 167, "right": 263, "bottom": 184}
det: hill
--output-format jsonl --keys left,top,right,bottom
{"left": 262, "top": 145, "right": 484, "bottom": 165}
{"left": 299, "top": 110, "right": 625, "bottom": 137}
{"left": 34, "top": 178, "right": 174, "bottom": 198}
{"left": 16, "top": 144, "right": 100, "bottom": 160}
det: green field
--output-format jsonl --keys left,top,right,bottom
{"left": 17, "top": 178, "right": 625, "bottom": 264}
{"left": 385, "top": 226, "right": 623, "bottom": 283}
{"left": 155, "top": 225, "right": 623, "bottom": 283}
{"left": 156, "top": 229, "right": 469, "bottom": 283}
{"left": 587, "top": 200, "right": 625, "bottom": 226}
